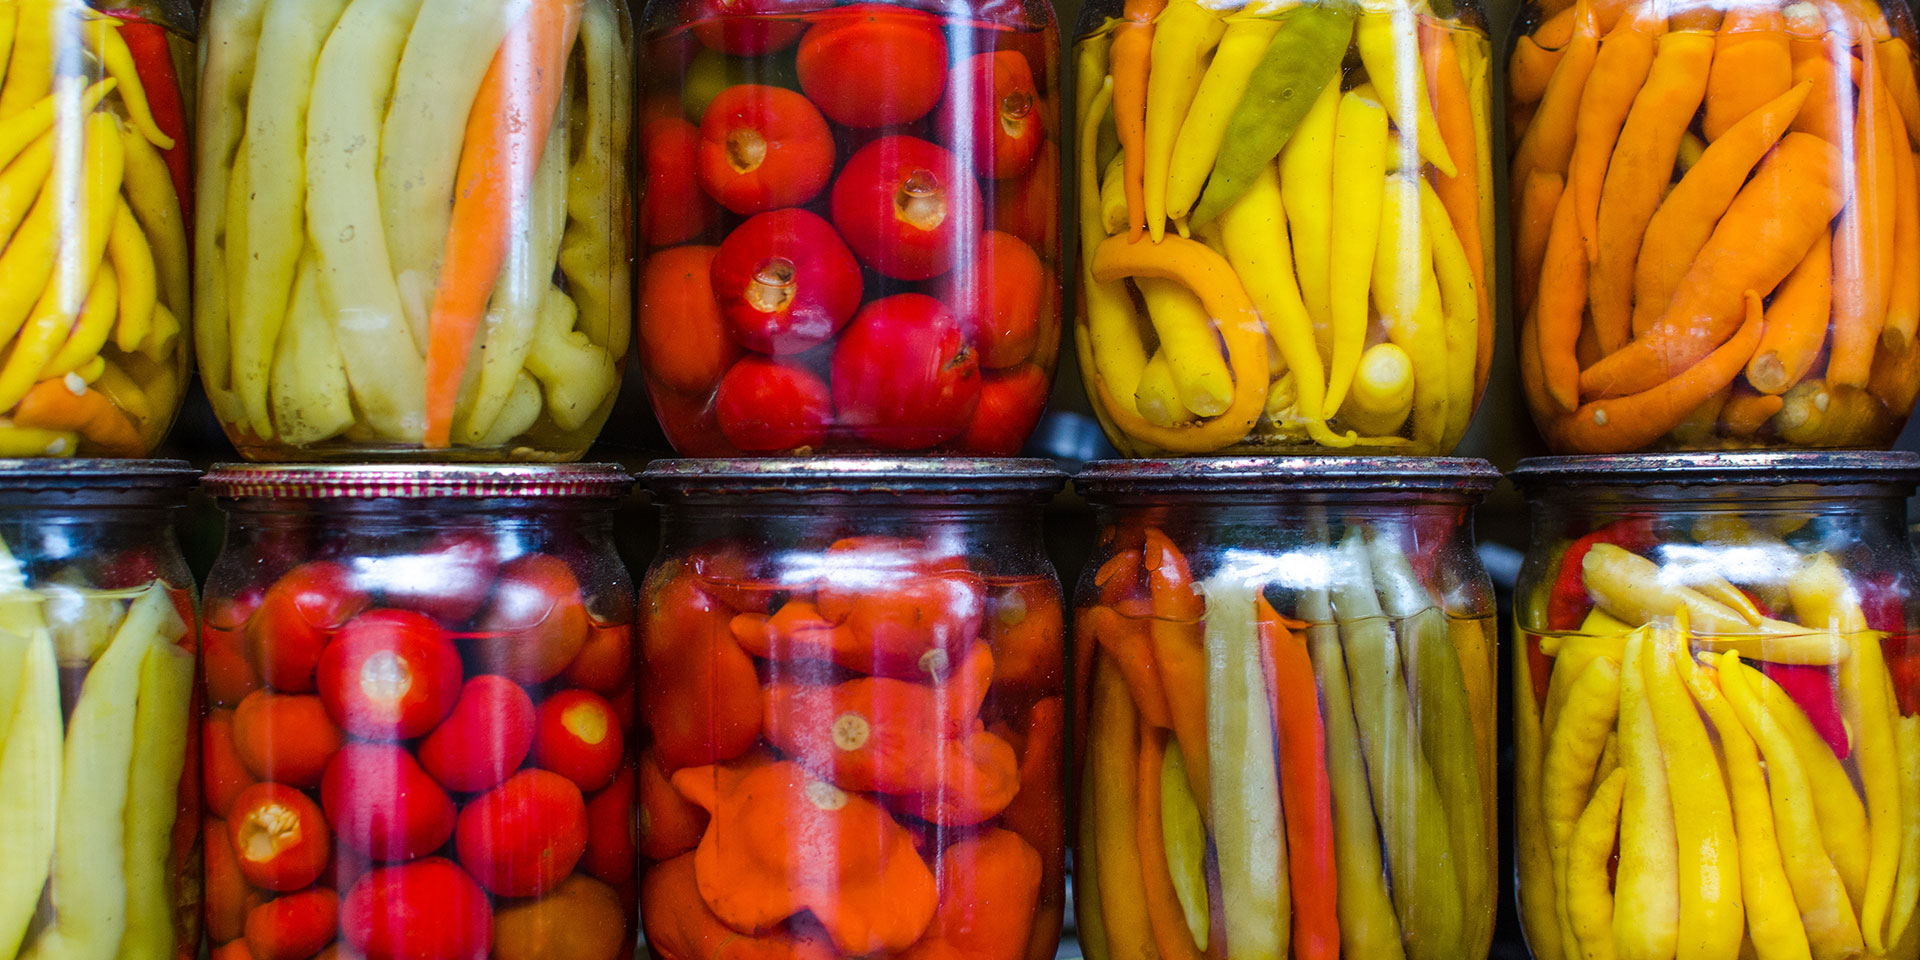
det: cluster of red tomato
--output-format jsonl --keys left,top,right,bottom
{"left": 638, "top": 1, "right": 1060, "bottom": 456}
{"left": 200, "top": 546, "right": 637, "bottom": 960}
{"left": 637, "top": 536, "right": 1068, "bottom": 960}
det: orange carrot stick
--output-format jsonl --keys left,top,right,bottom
{"left": 1142, "top": 528, "right": 1211, "bottom": 811}
{"left": 1136, "top": 729, "right": 1205, "bottom": 960}
{"left": 1554, "top": 288, "right": 1769, "bottom": 452}
{"left": 1633, "top": 81, "right": 1812, "bottom": 336}
{"left": 1535, "top": 185, "right": 1586, "bottom": 414}
{"left": 421, "top": 0, "right": 584, "bottom": 448}
{"left": 1256, "top": 596, "right": 1338, "bottom": 960}
{"left": 12, "top": 379, "right": 143, "bottom": 456}
{"left": 1831, "top": 52, "right": 1898, "bottom": 388}
{"left": 1510, "top": 0, "right": 1600, "bottom": 197}
{"left": 1569, "top": 7, "right": 1662, "bottom": 260}
{"left": 1704, "top": 7, "right": 1793, "bottom": 141}
{"left": 1580, "top": 132, "right": 1846, "bottom": 400}
{"left": 1882, "top": 144, "right": 1919, "bottom": 353}
{"left": 1720, "top": 386, "right": 1787, "bottom": 437}
{"left": 1086, "top": 605, "right": 1173, "bottom": 730}
{"left": 1515, "top": 170, "right": 1565, "bottom": 314}
{"left": 1748, "top": 232, "right": 1835, "bottom": 395}
{"left": 1111, "top": 0, "right": 1166, "bottom": 243}
{"left": 1420, "top": 20, "right": 1492, "bottom": 398}
{"left": 1589, "top": 28, "right": 1713, "bottom": 355}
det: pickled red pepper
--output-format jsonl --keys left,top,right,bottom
{"left": 1512, "top": 0, "right": 1920, "bottom": 452}
{"left": 1074, "top": 0, "right": 1495, "bottom": 456}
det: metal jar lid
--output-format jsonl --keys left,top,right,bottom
{"left": 642, "top": 458, "right": 1068, "bottom": 504}
{"left": 1510, "top": 452, "right": 1920, "bottom": 494}
{"left": 202, "top": 463, "right": 633, "bottom": 500}
{"left": 1074, "top": 457, "right": 1501, "bottom": 503}
{"left": 0, "top": 459, "right": 199, "bottom": 506}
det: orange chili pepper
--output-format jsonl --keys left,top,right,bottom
{"left": 985, "top": 578, "right": 1066, "bottom": 693}
{"left": 897, "top": 830, "right": 1044, "bottom": 960}
{"left": 644, "top": 565, "right": 764, "bottom": 771}
{"left": 1000, "top": 697, "right": 1067, "bottom": 894}
{"left": 641, "top": 853, "right": 839, "bottom": 960}
{"left": 1137, "top": 728, "right": 1206, "bottom": 960}
{"left": 637, "top": 746, "right": 707, "bottom": 863}
{"left": 1082, "top": 604, "right": 1173, "bottom": 730}
{"left": 1095, "top": 547, "right": 1154, "bottom": 619}
{"left": 672, "top": 759, "right": 938, "bottom": 955}
{"left": 1141, "top": 527, "right": 1212, "bottom": 812}
{"left": 1257, "top": 595, "right": 1340, "bottom": 960}
{"left": 1073, "top": 611, "right": 1099, "bottom": 770}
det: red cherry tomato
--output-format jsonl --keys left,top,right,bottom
{"left": 710, "top": 209, "right": 864, "bottom": 354}
{"left": 930, "top": 230, "right": 1044, "bottom": 369}
{"left": 831, "top": 136, "right": 983, "bottom": 281}
{"left": 690, "top": 0, "right": 804, "bottom": 55}
{"left": 533, "top": 690, "right": 625, "bottom": 792}
{"left": 563, "top": 624, "right": 633, "bottom": 694}
{"left": 205, "top": 816, "right": 258, "bottom": 944}
{"left": 714, "top": 356, "right": 834, "bottom": 452}
{"left": 205, "top": 710, "right": 262, "bottom": 818}
{"left": 364, "top": 533, "right": 502, "bottom": 626}
{"left": 342, "top": 859, "right": 493, "bottom": 960}
{"left": 227, "top": 783, "right": 331, "bottom": 892}
{"left": 830, "top": 293, "right": 981, "bottom": 449}
{"left": 417, "top": 675, "right": 537, "bottom": 794}
{"left": 247, "top": 562, "right": 369, "bottom": 694}
{"left": 640, "top": 246, "right": 740, "bottom": 397}
{"left": 233, "top": 692, "right": 344, "bottom": 789}
{"left": 697, "top": 85, "right": 834, "bottom": 214}
{"left": 322, "top": 742, "right": 457, "bottom": 862}
{"left": 955, "top": 363, "right": 1051, "bottom": 455}
{"left": 796, "top": 6, "right": 948, "bottom": 127}
{"left": 582, "top": 767, "right": 637, "bottom": 885}
{"left": 205, "top": 621, "right": 263, "bottom": 708}
{"left": 471, "top": 554, "right": 591, "bottom": 684}
{"left": 936, "top": 52, "right": 1044, "bottom": 180}
{"left": 245, "top": 889, "right": 339, "bottom": 960}
{"left": 990, "top": 139, "right": 1058, "bottom": 252}
{"left": 641, "top": 117, "right": 719, "bottom": 246}
{"left": 318, "top": 609, "right": 462, "bottom": 739}
{"left": 454, "top": 769, "right": 590, "bottom": 898}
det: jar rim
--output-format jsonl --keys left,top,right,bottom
{"left": 0, "top": 458, "right": 199, "bottom": 491}
{"left": 202, "top": 463, "right": 633, "bottom": 500}
{"left": 642, "top": 457, "right": 1067, "bottom": 498}
{"left": 1074, "top": 457, "right": 1500, "bottom": 498}
{"left": 1511, "top": 452, "right": 1920, "bottom": 491}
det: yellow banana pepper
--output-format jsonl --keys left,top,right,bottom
{"left": 1165, "top": 8, "right": 1282, "bottom": 222}
{"left": 1582, "top": 544, "right": 1846, "bottom": 663}
{"left": 1354, "top": 3, "right": 1456, "bottom": 176}
{"left": 1614, "top": 626, "right": 1680, "bottom": 960}
{"left": 119, "top": 121, "right": 185, "bottom": 318}
{"left": 1100, "top": 155, "right": 1128, "bottom": 236}
{"left": 1279, "top": 79, "right": 1340, "bottom": 351}
{"left": 1646, "top": 624, "right": 1743, "bottom": 960}
{"left": 1344, "top": 342, "right": 1413, "bottom": 436}
{"left": 1326, "top": 87, "right": 1386, "bottom": 416}
{"left": 1137, "top": 276, "right": 1233, "bottom": 418}
{"left": 0, "top": 0, "right": 59, "bottom": 119}
{"left": 1419, "top": 179, "right": 1479, "bottom": 451}
{"left": 1080, "top": 77, "right": 1150, "bottom": 421}
{"left": 1135, "top": 349, "right": 1187, "bottom": 427}
{"left": 1542, "top": 655, "right": 1621, "bottom": 960}
{"left": 1565, "top": 768, "right": 1626, "bottom": 960}
{"left": 0, "top": 78, "right": 113, "bottom": 174}
{"left": 1515, "top": 625, "right": 1567, "bottom": 960}
{"left": 1142, "top": 0, "right": 1224, "bottom": 243}
{"left": 0, "top": 130, "right": 53, "bottom": 251}
{"left": 107, "top": 201, "right": 155, "bottom": 354}
{"left": 0, "top": 0, "right": 16, "bottom": 97}
{"left": 77, "top": 17, "right": 171, "bottom": 150}
{"left": 43, "top": 267, "right": 118, "bottom": 379}
{"left": 1161, "top": 742, "right": 1212, "bottom": 951}
{"left": 1889, "top": 715, "right": 1920, "bottom": 951}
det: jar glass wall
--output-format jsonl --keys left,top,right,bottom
{"left": 1073, "top": 458, "right": 1500, "bottom": 958}
{"left": 1070, "top": 0, "right": 1494, "bottom": 457}
{"left": 198, "top": 465, "right": 638, "bottom": 960}
{"left": 1511, "top": 0, "right": 1920, "bottom": 452}
{"left": 634, "top": 0, "right": 1063, "bottom": 456}
{"left": 1511, "top": 453, "right": 1920, "bottom": 960}
{"left": 195, "top": 1, "right": 634, "bottom": 461}
{"left": 637, "top": 459, "right": 1068, "bottom": 960}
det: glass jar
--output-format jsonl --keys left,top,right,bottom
{"left": 0, "top": 2, "right": 195, "bottom": 457}
{"left": 634, "top": 0, "right": 1063, "bottom": 456}
{"left": 198, "top": 464, "right": 638, "bottom": 960}
{"left": 1069, "top": 0, "right": 1494, "bottom": 457}
{"left": 1511, "top": 453, "right": 1920, "bottom": 960}
{"left": 1072, "top": 458, "right": 1499, "bottom": 959}
{"left": 0, "top": 460, "right": 201, "bottom": 960}
{"left": 637, "top": 459, "right": 1068, "bottom": 959}
{"left": 1510, "top": 0, "right": 1920, "bottom": 452}
{"left": 194, "top": 1, "right": 634, "bottom": 462}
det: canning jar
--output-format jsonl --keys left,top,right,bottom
{"left": 198, "top": 464, "right": 638, "bottom": 960}
{"left": 637, "top": 459, "right": 1068, "bottom": 960}
{"left": 1070, "top": 0, "right": 1494, "bottom": 457}
{"left": 1511, "top": 453, "right": 1920, "bottom": 960}
{"left": 0, "top": 461, "right": 201, "bottom": 960}
{"left": 1073, "top": 458, "right": 1499, "bottom": 959}
{"left": 634, "top": 0, "right": 1063, "bottom": 456}
{"left": 195, "top": 0, "right": 634, "bottom": 461}
{"left": 0, "top": 2, "right": 195, "bottom": 457}
{"left": 1511, "top": 0, "right": 1920, "bottom": 452}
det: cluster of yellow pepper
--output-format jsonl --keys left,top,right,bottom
{"left": 1517, "top": 538, "right": 1920, "bottom": 960}
{"left": 1077, "top": 523, "right": 1496, "bottom": 960}
{"left": 1074, "top": 0, "right": 1495, "bottom": 456}
{"left": 195, "top": 0, "right": 631, "bottom": 460}
{"left": 0, "top": 3, "right": 189, "bottom": 459}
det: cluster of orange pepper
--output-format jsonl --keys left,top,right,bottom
{"left": 637, "top": 535, "right": 1066, "bottom": 960}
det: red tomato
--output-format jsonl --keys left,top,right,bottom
{"left": 533, "top": 690, "right": 625, "bottom": 792}
{"left": 582, "top": 767, "right": 637, "bottom": 885}
{"left": 362, "top": 533, "right": 502, "bottom": 626}
{"left": 205, "top": 622, "right": 263, "bottom": 708}
{"left": 830, "top": 293, "right": 981, "bottom": 449}
{"left": 989, "top": 138, "right": 1058, "bottom": 252}
{"left": 929, "top": 230, "right": 1044, "bottom": 369}
{"left": 649, "top": 387, "right": 724, "bottom": 457}
{"left": 205, "top": 710, "right": 261, "bottom": 818}
{"left": 936, "top": 52, "right": 1044, "bottom": 180}
{"left": 322, "top": 742, "right": 457, "bottom": 862}
{"left": 714, "top": 357, "right": 834, "bottom": 451}
{"left": 563, "top": 624, "right": 633, "bottom": 694}
{"left": 318, "top": 610, "right": 462, "bottom": 739}
{"left": 643, "top": 570, "right": 765, "bottom": 771}
{"left": 417, "top": 675, "right": 537, "bottom": 794}
{"left": 454, "top": 770, "right": 590, "bottom": 898}
{"left": 228, "top": 783, "right": 331, "bottom": 892}
{"left": 831, "top": 136, "right": 983, "bottom": 281}
{"left": 710, "top": 209, "right": 864, "bottom": 354}
{"left": 690, "top": 0, "right": 804, "bottom": 55}
{"left": 214, "top": 941, "right": 256, "bottom": 960}
{"left": 954, "top": 363, "right": 1051, "bottom": 455}
{"left": 233, "top": 692, "right": 344, "bottom": 789}
{"left": 205, "top": 816, "right": 258, "bottom": 944}
{"left": 639, "top": 246, "right": 740, "bottom": 397}
{"left": 342, "top": 859, "right": 493, "bottom": 960}
{"left": 641, "top": 117, "right": 719, "bottom": 246}
{"left": 471, "top": 554, "right": 591, "bottom": 684}
{"left": 245, "top": 889, "right": 338, "bottom": 960}
{"left": 698, "top": 85, "right": 833, "bottom": 214}
{"left": 247, "top": 562, "right": 369, "bottom": 694}
{"left": 796, "top": 6, "right": 948, "bottom": 127}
